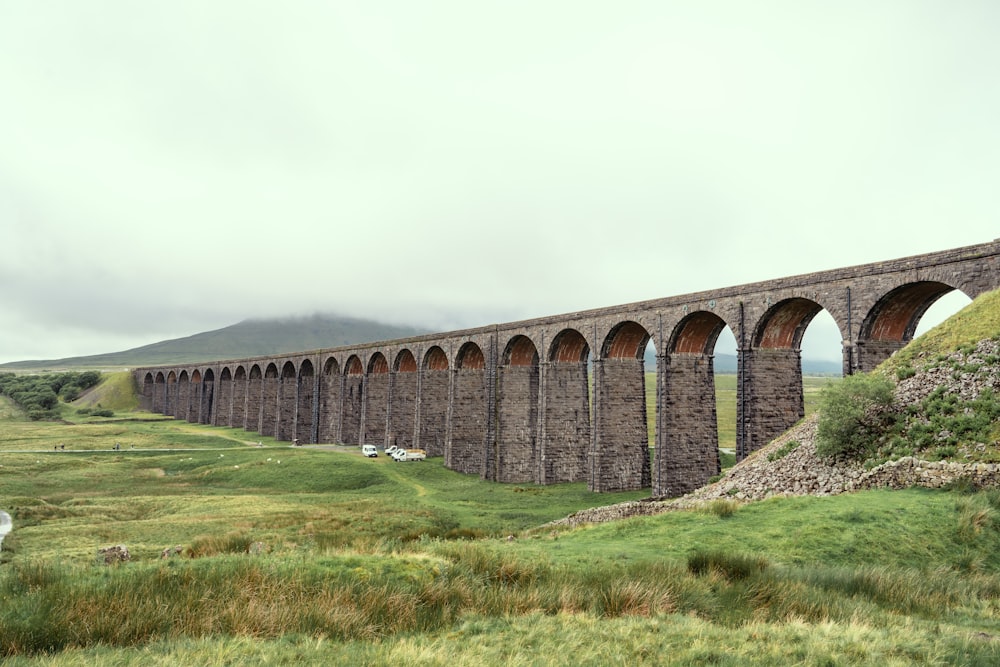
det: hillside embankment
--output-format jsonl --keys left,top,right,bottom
{"left": 552, "top": 335, "right": 1000, "bottom": 528}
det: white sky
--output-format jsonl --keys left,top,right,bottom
{"left": 0, "top": 1, "right": 996, "bottom": 363}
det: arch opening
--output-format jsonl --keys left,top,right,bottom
{"left": 423, "top": 346, "right": 449, "bottom": 371}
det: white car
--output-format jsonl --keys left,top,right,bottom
{"left": 361, "top": 444, "right": 378, "bottom": 458}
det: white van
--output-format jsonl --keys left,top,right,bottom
{"left": 361, "top": 445, "right": 378, "bottom": 458}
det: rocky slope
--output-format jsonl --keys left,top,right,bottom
{"left": 550, "top": 337, "right": 1000, "bottom": 528}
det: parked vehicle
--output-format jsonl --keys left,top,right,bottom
{"left": 391, "top": 448, "right": 426, "bottom": 462}
{"left": 361, "top": 444, "right": 378, "bottom": 458}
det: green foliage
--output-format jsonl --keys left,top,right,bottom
{"left": 0, "top": 371, "right": 103, "bottom": 420}
{"left": 815, "top": 373, "right": 897, "bottom": 460}
{"left": 870, "top": 387, "right": 1000, "bottom": 463}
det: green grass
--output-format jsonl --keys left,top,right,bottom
{"left": 5, "top": 288, "right": 1000, "bottom": 664}
{"left": 644, "top": 373, "right": 836, "bottom": 452}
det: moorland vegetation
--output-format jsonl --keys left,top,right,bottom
{"left": 3, "top": 291, "right": 1000, "bottom": 664}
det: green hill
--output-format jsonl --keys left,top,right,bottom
{"left": 0, "top": 314, "right": 429, "bottom": 371}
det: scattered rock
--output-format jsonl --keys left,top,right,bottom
{"left": 98, "top": 544, "right": 130, "bottom": 564}
{"left": 161, "top": 545, "right": 185, "bottom": 559}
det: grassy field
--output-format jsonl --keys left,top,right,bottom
{"left": 644, "top": 373, "right": 837, "bottom": 453}
{"left": 3, "top": 401, "right": 1000, "bottom": 665}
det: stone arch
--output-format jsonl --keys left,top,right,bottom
{"left": 216, "top": 367, "right": 233, "bottom": 427}
{"left": 276, "top": 361, "right": 297, "bottom": 441}
{"left": 294, "top": 359, "right": 316, "bottom": 444}
{"left": 176, "top": 370, "right": 191, "bottom": 421}
{"left": 742, "top": 297, "right": 828, "bottom": 460}
{"left": 198, "top": 368, "right": 215, "bottom": 425}
{"left": 342, "top": 355, "right": 364, "bottom": 445}
{"left": 503, "top": 335, "right": 539, "bottom": 367}
{"left": 449, "top": 341, "right": 487, "bottom": 474}
{"left": 592, "top": 321, "right": 652, "bottom": 491}
{"left": 166, "top": 370, "right": 178, "bottom": 419}
{"left": 496, "top": 335, "right": 540, "bottom": 483}
{"left": 668, "top": 311, "right": 729, "bottom": 355}
{"left": 602, "top": 321, "right": 651, "bottom": 359}
{"left": 189, "top": 369, "right": 202, "bottom": 423}
{"left": 423, "top": 346, "right": 449, "bottom": 371}
{"left": 368, "top": 352, "right": 389, "bottom": 375}
{"left": 318, "top": 356, "right": 342, "bottom": 444}
{"left": 389, "top": 349, "right": 418, "bottom": 450}
{"left": 549, "top": 328, "right": 590, "bottom": 363}
{"left": 419, "top": 346, "right": 450, "bottom": 456}
{"left": 141, "top": 372, "right": 155, "bottom": 412}
{"left": 245, "top": 364, "right": 264, "bottom": 435}
{"left": 753, "top": 298, "right": 828, "bottom": 350}
{"left": 232, "top": 365, "right": 248, "bottom": 430}
{"left": 456, "top": 342, "right": 485, "bottom": 369}
{"left": 541, "top": 328, "right": 591, "bottom": 484}
{"left": 365, "top": 352, "right": 390, "bottom": 446}
{"left": 856, "top": 281, "right": 958, "bottom": 371}
{"left": 261, "top": 363, "right": 280, "bottom": 438}
{"left": 655, "top": 311, "right": 729, "bottom": 497}
{"left": 394, "top": 349, "right": 417, "bottom": 372}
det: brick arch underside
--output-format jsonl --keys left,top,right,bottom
{"left": 856, "top": 281, "right": 956, "bottom": 372}
{"left": 418, "top": 347, "right": 450, "bottom": 456}
{"left": 542, "top": 329, "right": 591, "bottom": 484}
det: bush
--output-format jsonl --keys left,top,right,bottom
{"left": 687, "top": 550, "right": 768, "bottom": 580}
{"left": 816, "top": 372, "right": 897, "bottom": 461}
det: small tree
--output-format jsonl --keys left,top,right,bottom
{"left": 816, "top": 372, "right": 897, "bottom": 460}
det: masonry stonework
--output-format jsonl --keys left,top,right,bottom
{"left": 135, "top": 240, "right": 1000, "bottom": 493}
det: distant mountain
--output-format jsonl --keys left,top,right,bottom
{"left": 0, "top": 314, "right": 430, "bottom": 370}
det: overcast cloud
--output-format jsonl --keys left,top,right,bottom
{"left": 1, "top": 1, "right": 997, "bottom": 364}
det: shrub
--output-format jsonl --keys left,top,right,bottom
{"left": 816, "top": 372, "right": 897, "bottom": 461}
{"left": 687, "top": 550, "right": 768, "bottom": 580}
{"left": 704, "top": 499, "right": 738, "bottom": 518}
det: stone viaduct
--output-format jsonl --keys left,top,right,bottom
{"left": 133, "top": 240, "right": 1000, "bottom": 496}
